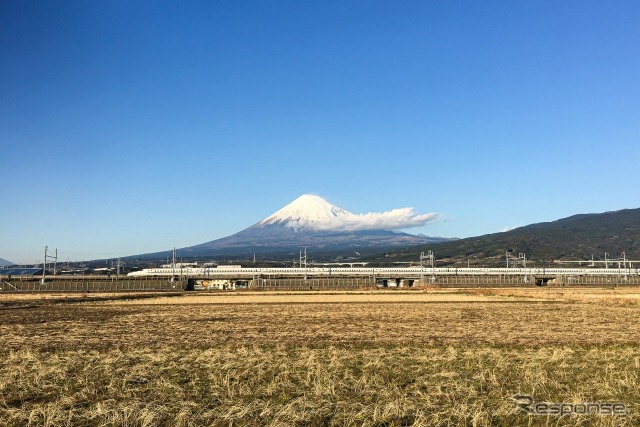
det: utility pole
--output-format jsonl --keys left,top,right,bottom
{"left": 171, "top": 247, "right": 176, "bottom": 282}
{"left": 420, "top": 250, "right": 435, "bottom": 283}
{"left": 42, "top": 246, "right": 47, "bottom": 284}
{"left": 518, "top": 253, "right": 526, "bottom": 268}
{"left": 299, "top": 248, "right": 308, "bottom": 267}
{"left": 41, "top": 246, "right": 58, "bottom": 283}
{"left": 300, "top": 247, "right": 308, "bottom": 281}
{"left": 518, "top": 253, "right": 527, "bottom": 283}
{"left": 420, "top": 251, "right": 434, "bottom": 269}
{"left": 116, "top": 258, "right": 124, "bottom": 278}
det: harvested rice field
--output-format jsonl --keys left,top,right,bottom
{"left": 0, "top": 288, "right": 638, "bottom": 426}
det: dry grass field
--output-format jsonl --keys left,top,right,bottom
{"left": 0, "top": 288, "right": 639, "bottom": 426}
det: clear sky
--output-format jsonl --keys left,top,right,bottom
{"left": 1, "top": 1, "right": 639, "bottom": 264}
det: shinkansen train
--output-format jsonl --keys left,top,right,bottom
{"left": 127, "top": 266, "right": 640, "bottom": 278}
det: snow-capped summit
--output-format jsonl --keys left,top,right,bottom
{"left": 135, "top": 194, "right": 447, "bottom": 258}
{"left": 131, "top": 194, "right": 447, "bottom": 259}
{"left": 258, "top": 194, "right": 352, "bottom": 230}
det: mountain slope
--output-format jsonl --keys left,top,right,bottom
{"left": 183, "top": 225, "right": 440, "bottom": 255}
{"left": 131, "top": 194, "right": 449, "bottom": 260}
{"left": 376, "top": 208, "right": 640, "bottom": 266}
{"left": 180, "top": 195, "right": 446, "bottom": 257}
{"left": 0, "top": 258, "right": 14, "bottom": 267}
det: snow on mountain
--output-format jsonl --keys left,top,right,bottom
{"left": 258, "top": 194, "right": 437, "bottom": 232}
{"left": 132, "top": 194, "right": 445, "bottom": 259}
{"left": 258, "top": 194, "right": 352, "bottom": 230}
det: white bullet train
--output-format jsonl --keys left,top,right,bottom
{"left": 128, "top": 265, "right": 640, "bottom": 278}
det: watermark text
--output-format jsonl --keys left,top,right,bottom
{"left": 512, "top": 395, "right": 627, "bottom": 416}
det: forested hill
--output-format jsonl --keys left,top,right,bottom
{"left": 374, "top": 208, "right": 640, "bottom": 266}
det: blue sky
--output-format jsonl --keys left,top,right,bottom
{"left": 1, "top": 1, "right": 639, "bottom": 264}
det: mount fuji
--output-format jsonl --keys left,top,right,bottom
{"left": 167, "top": 194, "right": 450, "bottom": 258}
{"left": 0, "top": 257, "right": 13, "bottom": 267}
